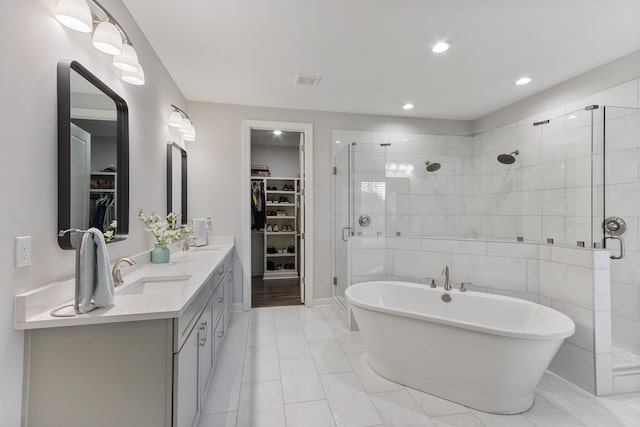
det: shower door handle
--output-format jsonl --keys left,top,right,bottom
{"left": 342, "top": 227, "right": 352, "bottom": 242}
{"left": 604, "top": 235, "right": 625, "bottom": 259}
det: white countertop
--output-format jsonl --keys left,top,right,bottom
{"left": 14, "top": 238, "right": 234, "bottom": 330}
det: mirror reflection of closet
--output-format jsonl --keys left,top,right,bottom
{"left": 58, "top": 60, "right": 129, "bottom": 249}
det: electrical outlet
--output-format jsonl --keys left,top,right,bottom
{"left": 15, "top": 236, "right": 31, "bottom": 268}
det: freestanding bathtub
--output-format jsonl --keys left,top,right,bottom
{"left": 345, "top": 281, "right": 575, "bottom": 414}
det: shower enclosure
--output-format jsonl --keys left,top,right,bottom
{"left": 332, "top": 105, "right": 640, "bottom": 394}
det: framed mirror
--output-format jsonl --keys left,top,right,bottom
{"left": 167, "top": 141, "right": 187, "bottom": 225}
{"left": 58, "top": 60, "right": 129, "bottom": 249}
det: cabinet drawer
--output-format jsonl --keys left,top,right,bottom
{"left": 212, "top": 279, "right": 224, "bottom": 324}
{"left": 173, "top": 278, "right": 214, "bottom": 352}
{"left": 214, "top": 310, "right": 225, "bottom": 364}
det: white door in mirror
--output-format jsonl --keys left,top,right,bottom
{"left": 15, "top": 236, "right": 32, "bottom": 268}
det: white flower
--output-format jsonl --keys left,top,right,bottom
{"left": 139, "top": 210, "right": 192, "bottom": 245}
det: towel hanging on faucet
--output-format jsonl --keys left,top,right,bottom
{"left": 77, "top": 228, "right": 115, "bottom": 312}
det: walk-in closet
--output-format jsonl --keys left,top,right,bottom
{"left": 250, "top": 129, "right": 304, "bottom": 307}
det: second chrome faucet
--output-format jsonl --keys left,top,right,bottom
{"left": 442, "top": 265, "right": 452, "bottom": 290}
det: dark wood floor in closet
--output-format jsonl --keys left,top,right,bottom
{"left": 251, "top": 276, "right": 302, "bottom": 308}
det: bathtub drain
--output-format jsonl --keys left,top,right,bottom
{"left": 441, "top": 294, "right": 452, "bottom": 303}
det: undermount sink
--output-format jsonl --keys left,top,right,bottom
{"left": 117, "top": 275, "right": 193, "bottom": 296}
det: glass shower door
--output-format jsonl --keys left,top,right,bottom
{"left": 333, "top": 144, "right": 352, "bottom": 308}
{"left": 602, "top": 106, "right": 640, "bottom": 375}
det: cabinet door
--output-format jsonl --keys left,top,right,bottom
{"left": 224, "top": 271, "right": 232, "bottom": 329}
{"left": 198, "top": 301, "right": 214, "bottom": 399}
{"left": 174, "top": 321, "right": 200, "bottom": 427}
{"left": 214, "top": 311, "right": 225, "bottom": 364}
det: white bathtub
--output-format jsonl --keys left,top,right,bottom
{"left": 345, "top": 281, "right": 575, "bottom": 414}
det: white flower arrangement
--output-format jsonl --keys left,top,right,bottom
{"left": 139, "top": 210, "right": 192, "bottom": 245}
{"left": 103, "top": 220, "right": 117, "bottom": 242}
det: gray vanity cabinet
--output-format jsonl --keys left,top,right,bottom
{"left": 24, "top": 253, "right": 233, "bottom": 427}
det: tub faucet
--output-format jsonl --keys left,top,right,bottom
{"left": 112, "top": 258, "right": 136, "bottom": 287}
{"left": 442, "top": 266, "right": 452, "bottom": 291}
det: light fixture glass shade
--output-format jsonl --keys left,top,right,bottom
{"left": 113, "top": 44, "right": 139, "bottom": 72}
{"left": 93, "top": 21, "right": 123, "bottom": 55}
{"left": 121, "top": 66, "right": 145, "bottom": 85}
{"left": 168, "top": 111, "right": 184, "bottom": 128}
{"left": 183, "top": 129, "right": 196, "bottom": 142}
{"left": 55, "top": 0, "right": 92, "bottom": 33}
{"left": 179, "top": 118, "right": 192, "bottom": 133}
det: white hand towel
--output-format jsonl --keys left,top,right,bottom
{"left": 77, "top": 228, "right": 115, "bottom": 312}
{"left": 192, "top": 218, "right": 207, "bottom": 247}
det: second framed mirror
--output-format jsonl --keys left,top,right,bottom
{"left": 167, "top": 141, "right": 187, "bottom": 225}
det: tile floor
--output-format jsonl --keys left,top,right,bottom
{"left": 199, "top": 305, "right": 640, "bottom": 427}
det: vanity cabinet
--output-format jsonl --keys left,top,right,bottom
{"left": 24, "top": 251, "right": 233, "bottom": 427}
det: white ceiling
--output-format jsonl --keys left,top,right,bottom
{"left": 123, "top": 0, "right": 640, "bottom": 120}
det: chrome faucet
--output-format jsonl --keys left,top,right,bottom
{"left": 112, "top": 258, "right": 136, "bottom": 287}
{"left": 182, "top": 235, "right": 197, "bottom": 251}
{"left": 442, "top": 266, "right": 452, "bottom": 291}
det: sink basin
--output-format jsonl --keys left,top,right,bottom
{"left": 193, "top": 247, "right": 222, "bottom": 252}
{"left": 117, "top": 275, "right": 192, "bottom": 296}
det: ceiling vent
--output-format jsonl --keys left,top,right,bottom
{"left": 295, "top": 73, "right": 321, "bottom": 87}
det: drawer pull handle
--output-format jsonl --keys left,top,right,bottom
{"left": 218, "top": 297, "right": 224, "bottom": 303}
{"left": 217, "top": 330, "right": 224, "bottom": 338}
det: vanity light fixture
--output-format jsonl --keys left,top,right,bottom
{"left": 54, "top": 0, "right": 144, "bottom": 85}
{"left": 92, "top": 21, "right": 122, "bottom": 55}
{"left": 402, "top": 103, "right": 414, "bottom": 110}
{"left": 55, "top": 0, "right": 93, "bottom": 33}
{"left": 273, "top": 130, "right": 283, "bottom": 135}
{"left": 432, "top": 41, "right": 451, "bottom": 54}
{"left": 169, "top": 105, "right": 197, "bottom": 142}
{"left": 515, "top": 77, "right": 532, "bottom": 86}
{"left": 113, "top": 44, "right": 140, "bottom": 72}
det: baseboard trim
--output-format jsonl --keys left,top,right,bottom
{"left": 312, "top": 298, "right": 333, "bottom": 306}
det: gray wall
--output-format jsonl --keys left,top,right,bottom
{"left": 0, "top": 1, "right": 186, "bottom": 424}
{"left": 251, "top": 145, "right": 300, "bottom": 178}
{"left": 187, "top": 101, "right": 472, "bottom": 304}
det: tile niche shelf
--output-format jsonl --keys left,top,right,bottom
{"left": 253, "top": 177, "right": 300, "bottom": 280}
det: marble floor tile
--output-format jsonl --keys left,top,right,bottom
{"left": 369, "top": 389, "right": 436, "bottom": 426}
{"left": 276, "top": 330, "right": 312, "bottom": 359}
{"left": 280, "top": 357, "right": 326, "bottom": 403}
{"left": 284, "top": 400, "right": 337, "bottom": 427}
{"left": 431, "top": 413, "right": 483, "bottom": 427}
{"left": 309, "top": 339, "right": 353, "bottom": 374}
{"left": 406, "top": 387, "right": 469, "bottom": 418}
{"left": 320, "top": 372, "right": 383, "bottom": 427}
{"left": 242, "top": 344, "right": 280, "bottom": 383}
{"left": 197, "top": 411, "right": 236, "bottom": 427}
{"left": 200, "top": 306, "right": 635, "bottom": 427}
{"left": 236, "top": 379, "right": 286, "bottom": 427}
{"left": 521, "top": 402, "right": 584, "bottom": 426}
{"left": 347, "top": 352, "right": 404, "bottom": 394}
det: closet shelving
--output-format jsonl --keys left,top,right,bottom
{"left": 252, "top": 176, "right": 300, "bottom": 280}
{"left": 90, "top": 171, "right": 117, "bottom": 232}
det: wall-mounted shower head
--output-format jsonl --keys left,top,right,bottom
{"left": 497, "top": 150, "right": 520, "bottom": 165}
{"left": 425, "top": 161, "right": 441, "bottom": 172}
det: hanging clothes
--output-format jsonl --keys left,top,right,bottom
{"left": 251, "top": 181, "right": 266, "bottom": 230}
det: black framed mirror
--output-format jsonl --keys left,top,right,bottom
{"left": 58, "top": 60, "right": 129, "bottom": 249}
{"left": 167, "top": 141, "right": 187, "bottom": 225}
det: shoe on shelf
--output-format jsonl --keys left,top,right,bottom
{"left": 266, "top": 224, "right": 272, "bottom": 232}
{"left": 273, "top": 224, "right": 279, "bottom": 232}
{"left": 267, "top": 247, "right": 277, "bottom": 254}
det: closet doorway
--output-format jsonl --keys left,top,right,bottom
{"left": 242, "top": 121, "right": 313, "bottom": 310}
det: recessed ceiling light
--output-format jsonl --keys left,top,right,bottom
{"left": 335, "top": 140, "right": 342, "bottom": 144}
{"left": 402, "top": 138, "right": 409, "bottom": 142}
{"left": 432, "top": 41, "right": 451, "bottom": 54}
{"left": 402, "top": 103, "right": 414, "bottom": 110}
{"left": 273, "top": 130, "right": 282, "bottom": 135}
{"left": 515, "top": 77, "right": 532, "bottom": 86}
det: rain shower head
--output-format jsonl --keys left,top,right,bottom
{"left": 425, "top": 161, "right": 441, "bottom": 172}
{"left": 497, "top": 150, "right": 520, "bottom": 165}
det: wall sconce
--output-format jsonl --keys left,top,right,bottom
{"left": 55, "top": 0, "right": 145, "bottom": 85}
{"left": 169, "top": 105, "right": 196, "bottom": 142}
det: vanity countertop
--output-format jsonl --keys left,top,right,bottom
{"left": 14, "top": 238, "right": 234, "bottom": 330}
